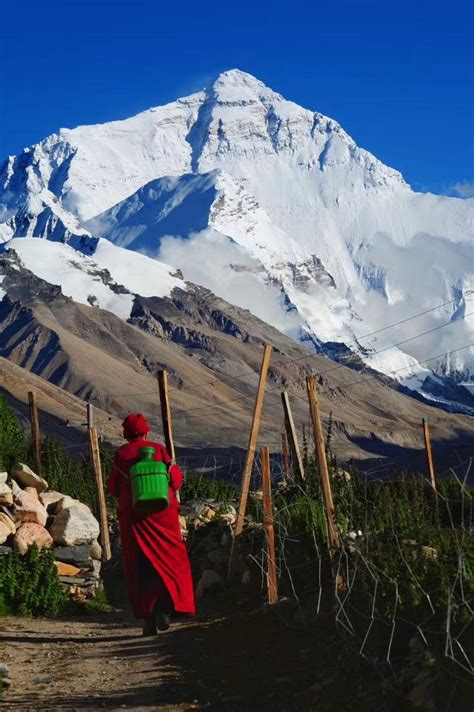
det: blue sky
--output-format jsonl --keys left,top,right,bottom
{"left": 1, "top": 0, "right": 472, "bottom": 196}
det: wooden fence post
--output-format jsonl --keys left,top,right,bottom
{"left": 157, "top": 370, "right": 176, "bottom": 462}
{"left": 261, "top": 446, "right": 278, "bottom": 605}
{"left": 233, "top": 344, "right": 273, "bottom": 537}
{"left": 157, "top": 370, "right": 180, "bottom": 503}
{"left": 281, "top": 432, "right": 290, "bottom": 483}
{"left": 27, "top": 391, "right": 42, "bottom": 477}
{"left": 281, "top": 391, "right": 305, "bottom": 482}
{"left": 88, "top": 427, "right": 111, "bottom": 563}
{"left": 86, "top": 401, "right": 94, "bottom": 431}
{"left": 228, "top": 344, "right": 272, "bottom": 579}
{"left": 305, "top": 376, "right": 339, "bottom": 552}
{"left": 422, "top": 418, "right": 437, "bottom": 492}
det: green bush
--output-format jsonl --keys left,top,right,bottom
{"left": 181, "top": 471, "right": 240, "bottom": 503}
{"left": 0, "top": 546, "right": 65, "bottom": 617}
{"left": 0, "top": 395, "right": 27, "bottom": 472}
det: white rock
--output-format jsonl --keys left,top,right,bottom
{"left": 40, "top": 491, "right": 67, "bottom": 512}
{"left": 219, "top": 512, "right": 236, "bottom": 528}
{"left": 55, "top": 496, "right": 91, "bottom": 514}
{"left": 11, "top": 463, "right": 48, "bottom": 493}
{"left": 90, "top": 540, "right": 102, "bottom": 560}
{"left": 0, "top": 513, "right": 16, "bottom": 544}
{"left": 8, "top": 479, "right": 22, "bottom": 497}
{"left": 13, "top": 489, "right": 48, "bottom": 527}
{"left": 0, "top": 472, "right": 8, "bottom": 485}
{"left": 49, "top": 505, "right": 100, "bottom": 546}
{"left": 347, "top": 531, "right": 357, "bottom": 541}
{"left": 0, "top": 482, "right": 13, "bottom": 507}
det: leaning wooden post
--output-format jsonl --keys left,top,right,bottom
{"left": 27, "top": 391, "right": 42, "bottom": 477}
{"left": 157, "top": 370, "right": 179, "bottom": 503}
{"left": 261, "top": 446, "right": 278, "bottom": 605}
{"left": 228, "top": 344, "right": 272, "bottom": 579}
{"left": 88, "top": 427, "right": 112, "bottom": 563}
{"left": 422, "top": 418, "right": 437, "bottom": 492}
{"left": 305, "top": 376, "right": 339, "bottom": 552}
{"left": 281, "top": 391, "right": 305, "bottom": 482}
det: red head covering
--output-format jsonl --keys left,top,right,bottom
{"left": 122, "top": 413, "right": 151, "bottom": 440}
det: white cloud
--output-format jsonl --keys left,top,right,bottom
{"left": 157, "top": 228, "right": 301, "bottom": 336}
{"left": 449, "top": 181, "right": 474, "bottom": 199}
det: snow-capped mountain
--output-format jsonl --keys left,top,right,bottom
{"left": 1, "top": 69, "right": 473, "bottom": 411}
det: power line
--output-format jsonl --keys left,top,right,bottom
{"left": 88, "top": 295, "right": 473, "bottom": 402}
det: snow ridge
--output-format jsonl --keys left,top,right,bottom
{"left": 1, "top": 69, "right": 473, "bottom": 408}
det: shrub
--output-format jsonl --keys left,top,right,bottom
{"left": 0, "top": 396, "right": 27, "bottom": 472}
{"left": 0, "top": 546, "right": 65, "bottom": 617}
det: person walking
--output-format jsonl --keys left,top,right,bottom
{"left": 108, "top": 413, "right": 195, "bottom": 635}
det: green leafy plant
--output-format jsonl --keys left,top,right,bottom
{"left": 0, "top": 396, "right": 27, "bottom": 472}
{"left": 0, "top": 546, "right": 65, "bottom": 617}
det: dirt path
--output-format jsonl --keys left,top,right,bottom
{"left": 1, "top": 609, "right": 322, "bottom": 711}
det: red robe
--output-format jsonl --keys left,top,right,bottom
{"left": 108, "top": 438, "right": 195, "bottom": 618}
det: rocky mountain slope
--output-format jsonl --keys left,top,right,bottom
{"left": 1, "top": 69, "right": 473, "bottom": 412}
{"left": 0, "top": 242, "right": 472, "bottom": 472}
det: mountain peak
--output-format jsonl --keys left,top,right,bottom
{"left": 208, "top": 68, "right": 282, "bottom": 103}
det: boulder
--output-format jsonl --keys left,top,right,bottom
{"left": 0, "top": 512, "right": 16, "bottom": 537}
{"left": 8, "top": 479, "right": 21, "bottom": 497}
{"left": 40, "top": 491, "right": 67, "bottom": 513}
{"left": 207, "top": 546, "right": 229, "bottom": 566}
{"left": 0, "top": 482, "right": 13, "bottom": 507}
{"left": 181, "top": 500, "right": 208, "bottom": 519}
{"left": 0, "top": 472, "right": 8, "bottom": 485}
{"left": 11, "top": 463, "right": 48, "bottom": 493}
{"left": 90, "top": 540, "right": 102, "bottom": 560}
{"left": 0, "top": 522, "right": 12, "bottom": 545}
{"left": 196, "top": 569, "right": 224, "bottom": 599}
{"left": 49, "top": 505, "right": 100, "bottom": 546}
{"left": 219, "top": 512, "right": 236, "bottom": 528}
{"left": 14, "top": 523, "right": 53, "bottom": 555}
{"left": 13, "top": 489, "right": 48, "bottom": 527}
{"left": 55, "top": 496, "right": 91, "bottom": 514}
{"left": 54, "top": 544, "right": 93, "bottom": 566}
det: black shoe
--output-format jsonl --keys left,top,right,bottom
{"left": 156, "top": 611, "right": 171, "bottom": 631}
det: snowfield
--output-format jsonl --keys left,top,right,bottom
{"left": 1, "top": 69, "right": 473, "bottom": 407}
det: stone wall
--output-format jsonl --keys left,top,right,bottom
{"left": 0, "top": 464, "right": 103, "bottom": 600}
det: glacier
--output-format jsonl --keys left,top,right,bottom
{"left": 1, "top": 68, "right": 473, "bottom": 410}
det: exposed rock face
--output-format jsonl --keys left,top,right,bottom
{"left": 49, "top": 505, "right": 100, "bottom": 546}
{"left": 11, "top": 464, "right": 48, "bottom": 493}
{"left": 14, "top": 523, "right": 53, "bottom": 555}
{"left": 13, "top": 489, "right": 48, "bottom": 527}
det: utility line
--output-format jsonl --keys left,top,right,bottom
{"left": 89, "top": 294, "right": 472, "bottom": 402}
